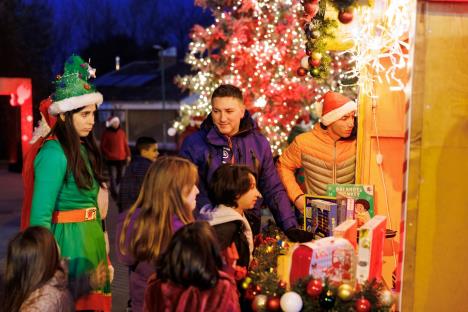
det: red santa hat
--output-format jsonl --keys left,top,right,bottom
{"left": 318, "top": 91, "right": 357, "bottom": 126}
{"left": 106, "top": 116, "right": 120, "bottom": 128}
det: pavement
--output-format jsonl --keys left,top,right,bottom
{"left": 0, "top": 167, "right": 130, "bottom": 311}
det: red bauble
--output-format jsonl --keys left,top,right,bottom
{"left": 304, "top": 3, "right": 319, "bottom": 18}
{"left": 338, "top": 10, "right": 353, "bottom": 24}
{"left": 266, "top": 296, "right": 281, "bottom": 311}
{"left": 309, "top": 58, "right": 320, "bottom": 68}
{"left": 355, "top": 298, "right": 372, "bottom": 312}
{"left": 245, "top": 288, "right": 257, "bottom": 301}
{"left": 278, "top": 280, "right": 287, "bottom": 289}
{"left": 306, "top": 279, "right": 323, "bottom": 298}
{"left": 297, "top": 67, "right": 307, "bottom": 77}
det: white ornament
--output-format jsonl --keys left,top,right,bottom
{"left": 300, "top": 56, "right": 310, "bottom": 69}
{"left": 280, "top": 291, "right": 303, "bottom": 312}
{"left": 167, "top": 127, "right": 177, "bottom": 137}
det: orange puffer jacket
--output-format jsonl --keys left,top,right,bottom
{"left": 277, "top": 124, "right": 356, "bottom": 200}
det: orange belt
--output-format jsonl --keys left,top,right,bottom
{"left": 52, "top": 207, "right": 97, "bottom": 224}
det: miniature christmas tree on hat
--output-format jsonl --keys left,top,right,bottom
{"left": 49, "top": 54, "right": 103, "bottom": 116}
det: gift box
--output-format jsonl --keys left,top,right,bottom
{"left": 304, "top": 195, "right": 339, "bottom": 238}
{"left": 356, "top": 215, "right": 387, "bottom": 284}
{"left": 333, "top": 219, "right": 357, "bottom": 249}
{"left": 281, "top": 237, "right": 356, "bottom": 287}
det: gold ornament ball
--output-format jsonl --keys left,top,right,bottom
{"left": 337, "top": 284, "right": 355, "bottom": 301}
{"left": 241, "top": 281, "right": 250, "bottom": 289}
{"left": 252, "top": 294, "right": 268, "bottom": 311}
{"left": 245, "top": 277, "right": 252, "bottom": 284}
{"left": 311, "top": 52, "right": 322, "bottom": 60}
{"left": 380, "top": 290, "right": 394, "bottom": 306}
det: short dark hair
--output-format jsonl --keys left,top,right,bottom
{"left": 211, "top": 84, "right": 243, "bottom": 103}
{"left": 136, "top": 136, "right": 157, "bottom": 154}
{"left": 355, "top": 199, "right": 370, "bottom": 211}
{"left": 155, "top": 222, "right": 223, "bottom": 290}
{"left": 209, "top": 164, "right": 257, "bottom": 208}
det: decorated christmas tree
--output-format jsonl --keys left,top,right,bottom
{"left": 173, "top": 0, "right": 357, "bottom": 154}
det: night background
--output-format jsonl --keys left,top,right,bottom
{"left": 0, "top": 0, "right": 213, "bottom": 168}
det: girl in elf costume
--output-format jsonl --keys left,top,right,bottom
{"left": 28, "top": 55, "right": 112, "bottom": 311}
{"left": 118, "top": 156, "right": 199, "bottom": 312}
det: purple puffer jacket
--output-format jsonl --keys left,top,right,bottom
{"left": 115, "top": 208, "right": 184, "bottom": 312}
{"left": 179, "top": 111, "right": 297, "bottom": 232}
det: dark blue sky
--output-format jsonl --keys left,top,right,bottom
{"left": 23, "top": 0, "right": 213, "bottom": 74}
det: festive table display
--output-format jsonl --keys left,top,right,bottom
{"left": 241, "top": 221, "right": 393, "bottom": 311}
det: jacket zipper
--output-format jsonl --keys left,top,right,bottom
{"left": 333, "top": 141, "right": 337, "bottom": 183}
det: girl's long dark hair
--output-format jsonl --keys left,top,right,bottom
{"left": 2, "top": 226, "right": 61, "bottom": 312}
{"left": 155, "top": 222, "right": 223, "bottom": 290}
{"left": 52, "top": 105, "right": 106, "bottom": 189}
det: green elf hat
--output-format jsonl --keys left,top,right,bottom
{"left": 49, "top": 54, "right": 103, "bottom": 116}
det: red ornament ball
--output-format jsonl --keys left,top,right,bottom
{"left": 304, "top": 3, "right": 319, "bottom": 18}
{"left": 309, "top": 58, "right": 320, "bottom": 68}
{"left": 338, "top": 10, "right": 354, "bottom": 24}
{"left": 245, "top": 288, "right": 257, "bottom": 301}
{"left": 306, "top": 279, "right": 323, "bottom": 298}
{"left": 297, "top": 67, "right": 308, "bottom": 77}
{"left": 83, "top": 83, "right": 91, "bottom": 90}
{"left": 266, "top": 296, "right": 281, "bottom": 311}
{"left": 355, "top": 298, "right": 372, "bottom": 312}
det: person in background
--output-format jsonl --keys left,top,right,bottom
{"left": 117, "top": 156, "right": 199, "bottom": 312}
{"left": 180, "top": 84, "right": 313, "bottom": 243}
{"left": 29, "top": 55, "right": 111, "bottom": 311}
{"left": 200, "top": 164, "right": 261, "bottom": 278}
{"left": 118, "top": 136, "right": 158, "bottom": 213}
{"left": 100, "top": 115, "right": 131, "bottom": 198}
{"left": 144, "top": 221, "right": 240, "bottom": 312}
{"left": 277, "top": 91, "right": 357, "bottom": 214}
{"left": 2, "top": 226, "right": 74, "bottom": 312}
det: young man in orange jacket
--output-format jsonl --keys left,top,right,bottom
{"left": 277, "top": 91, "right": 357, "bottom": 213}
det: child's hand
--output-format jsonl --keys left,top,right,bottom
{"left": 89, "top": 261, "right": 108, "bottom": 289}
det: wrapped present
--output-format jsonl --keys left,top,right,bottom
{"left": 356, "top": 215, "right": 387, "bottom": 284}
{"left": 333, "top": 219, "right": 358, "bottom": 249}
{"left": 280, "top": 237, "right": 356, "bottom": 288}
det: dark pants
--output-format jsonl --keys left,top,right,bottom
{"left": 106, "top": 159, "right": 126, "bottom": 197}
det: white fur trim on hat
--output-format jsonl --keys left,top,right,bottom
{"left": 320, "top": 100, "right": 357, "bottom": 126}
{"left": 48, "top": 92, "right": 103, "bottom": 116}
{"left": 106, "top": 116, "right": 120, "bottom": 128}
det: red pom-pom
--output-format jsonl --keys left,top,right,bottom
{"left": 355, "top": 298, "right": 371, "bottom": 312}
{"left": 83, "top": 83, "right": 91, "bottom": 90}
{"left": 306, "top": 279, "right": 323, "bottom": 298}
{"left": 338, "top": 10, "right": 353, "bottom": 24}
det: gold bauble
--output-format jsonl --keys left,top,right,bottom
{"left": 337, "top": 284, "right": 355, "bottom": 301}
{"left": 380, "top": 290, "right": 394, "bottom": 306}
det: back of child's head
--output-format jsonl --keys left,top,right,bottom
{"left": 156, "top": 221, "right": 223, "bottom": 290}
{"left": 3, "top": 226, "right": 60, "bottom": 311}
{"left": 209, "top": 164, "right": 257, "bottom": 208}
{"left": 136, "top": 136, "right": 157, "bottom": 155}
{"left": 120, "top": 156, "right": 198, "bottom": 262}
